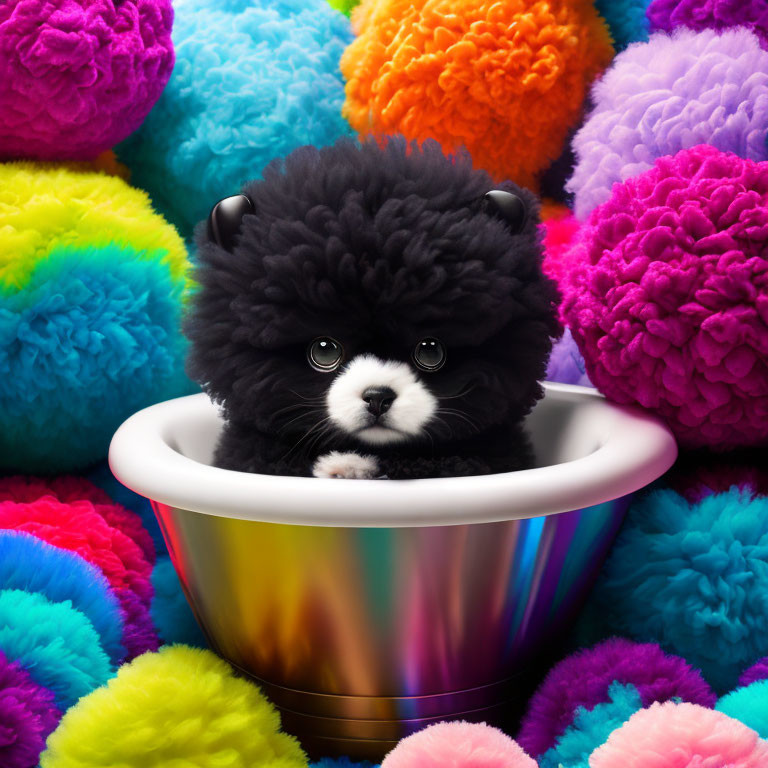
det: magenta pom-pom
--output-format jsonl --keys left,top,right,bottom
{"left": 0, "top": 650, "right": 60, "bottom": 768}
{"left": 0, "top": 0, "right": 174, "bottom": 160}
{"left": 517, "top": 638, "right": 716, "bottom": 758}
{"left": 647, "top": 0, "right": 768, "bottom": 47}
{"left": 381, "top": 722, "right": 536, "bottom": 768}
{"left": 563, "top": 144, "right": 768, "bottom": 450}
{"left": 590, "top": 701, "right": 768, "bottom": 767}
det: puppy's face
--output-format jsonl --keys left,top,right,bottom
{"left": 186, "top": 139, "right": 561, "bottom": 456}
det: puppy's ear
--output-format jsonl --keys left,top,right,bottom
{"left": 207, "top": 194, "right": 255, "bottom": 252}
{"left": 483, "top": 190, "right": 527, "bottom": 234}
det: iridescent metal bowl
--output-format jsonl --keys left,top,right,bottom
{"left": 109, "top": 383, "right": 676, "bottom": 760}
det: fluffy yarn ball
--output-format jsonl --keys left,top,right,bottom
{"left": 0, "top": 1, "right": 174, "bottom": 160}
{"left": 589, "top": 702, "right": 768, "bottom": 767}
{"left": 563, "top": 144, "right": 768, "bottom": 449}
{"left": 118, "top": 0, "right": 353, "bottom": 238}
{"left": 568, "top": 27, "right": 768, "bottom": 218}
{"left": 0, "top": 531, "right": 124, "bottom": 663}
{"left": 517, "top": 638, "right": 715, "bottom": 758}
{"left": 342, "top": 0, "right": 613, "bottom": 189}
{"left": 0, "top": 589, "right": 112, "bottom": 711}
{"left": 718, "top": 680, "right": 768, "bottom": 739}
{"left": 647, "top": 0, "right": 768, "bottom": 47}
{"left": 0, "top": 650, "right": 60, "bottom": 768}
{"left": 546, "top": 329, "right": 592, "bottom": 387}
{"left": 380, "top": 722, "right": 536, "bottom": 768}
{"left": 0, "top": 493, "right": 157, "bottom": 660}
{"left": 40, "top": 645, "right": 307, "bottom": 768}
{"left": 0, "top": 164, "right": 191, "bottom": 472}
{"left": 584, "top": 487, "right": 768, "bottom": 692}
{"left": 595, "top": 0, "right": 650, "bottom": 49}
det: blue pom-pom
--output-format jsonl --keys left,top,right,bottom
{"left": 0, "top": 531, "right": 124, "bottom": 663}
{"left": 311, "top": 760, "right": 380, "bottom": 768}
{"left": 584, "top": 488, "right": 768, "bottom": 692}
{"left": 0, "top": 245, "right": 193, "bottom": 472}
{"left": 717, "top": 680, "right": 768, "bottom": 738}
{"left": 538, "top": 683, "right": 643, "bottom": 768}
{"left": 151, "top": 557, "right": 207, "bottom": 647}
{"left": 595, "top": 0, "right": 650, "bottom": 50}
{"left": 0, "top": 589, "right": 113, "bottom": 710}
{"left": 118, "top": 0, "right": 355, "bottom": 237}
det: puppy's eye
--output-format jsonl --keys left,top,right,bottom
{"left": 412, "top": 338, "right": 446, "bottom": 372}
{"left": 308, "top": 337, "right": 344, "bottom": 372}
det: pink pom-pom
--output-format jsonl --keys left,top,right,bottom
{"left": 590, "top": 702, "right": 768, "bottom": 767}
{"left": 540, "top": 204, "right": 582, "bottom": 293}
{"left": 563, "top": 144, "right": 768, "bottom": 450}
{"left": 381, "top": 722, "right": 536, "bottom": 768}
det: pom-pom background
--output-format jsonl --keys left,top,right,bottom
{"left": 40, "top": 645, "right": 307, "bottom": 768}
{"left": 517, "top": 638, "right": 715, "bottom": 758}
{"left": 594, "top": 0, "right": 650, "bottom": 50}
{"left": 0, "top": 164, "right": 191, "bottom": 472}
{"left": 581, "top": 487, "right": 768, "bottom": 692}
{"left": 718, "top": 680, "right": 768, "bottom": 738}
{"left": 342, "top": 0, "right": 613, "bottom": 189}
{"left": 0, "top": 650, "right": 60, "bottom": 768}
{"left": 0, "top": 1, "right": 175, "bottom": 161}
{"left": 563, "top": 144, "right": 768, "bottom": 450}
{"left": 117, "top": 0, "right": 353, "bottom": 238}
{"left": 647, "top": 0, "right": 768, "bottom": 47}
{"left": 0, "top": 589, "right": 112, "bottom": 711}
{"left": 568, "top": 27, "right": 768, "bottom": 218}
{"left": 589, "top": 702, "right": 768, "bottom": 767}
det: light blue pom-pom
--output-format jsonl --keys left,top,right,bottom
{"left": 151, "top": 557, "right": 207, "bottom": 647}
{"left": 539, "top": 682, "right": 643, "bottom": 768}
{"left": 0, "top": 245, "right": 193, "bottom": 472}
{"left": 118, "top": 0, "right": 355, "bottom": 238}
{"left": 585, "top": 488, "right": 768, "bottom": 692}
{"left": 0, "top": 531, "right": 124, "bottom": 663}
{"left": 595, "top": 0, "right": 650, "bottom": 50}
{"left": 0, "top": 589, "right": 113, "bottom": 710}
{"left": 717, "top": 680, "right": 768, "bottom": 738}
{"left": 312, "top": 759, "right": 380, "bottom": 768}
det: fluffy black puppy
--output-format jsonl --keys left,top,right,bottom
{"left": 186, "top": 138, "right": 561, "bottom": 479}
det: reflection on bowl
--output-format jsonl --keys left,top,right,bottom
{"left": 109, "top": 383, "right": 677, "bottom": 760}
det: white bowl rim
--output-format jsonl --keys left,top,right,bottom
{"left": 108, "top": 383, "right": 677, "bottom": 528}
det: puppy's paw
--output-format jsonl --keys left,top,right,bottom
{"left": 313, "top": 452, "right": 380, "bottom": 479}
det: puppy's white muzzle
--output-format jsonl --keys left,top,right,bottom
{"left": 326, "top": 354, "right": 437, "bottom": 445}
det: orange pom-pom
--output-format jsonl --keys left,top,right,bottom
{"left": 342, "top": 0, "right": 613, "bottom": 188}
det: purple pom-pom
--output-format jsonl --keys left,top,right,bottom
{"left": 0, "top": 0, "right": 174, "bottom": 160}
{"left": 740, "top": 657, "right": 768, "bottom": 688}
{"left": 517, "top": 638, "right": 716, "bottom": 758}
{"left": 647, "top": 0, "right": 768, "bottom": 47}
{"left": 568, "top": 27, "right": 768, "bottom": 218}
{"left": 0, "top": 650, "right": 60, "bottom": 768}
{"left": 546, "top": 329, "right": 592, "bottom": 387}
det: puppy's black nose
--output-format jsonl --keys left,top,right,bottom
{"left": 362, "top": 387, "right": 396, "bottom": 418}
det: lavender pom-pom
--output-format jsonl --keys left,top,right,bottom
{"left": 568, "top": 27, "right": 768, "bottom": 218}
{"left": 546, "top": 329, "right": 592, "bottom": 387}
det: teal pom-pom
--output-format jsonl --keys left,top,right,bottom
{"left": 0, "top": 589, "right": 113, "bottom": 710}
{"left": 117, "top": 0, "right": 354, "bottom": 238}
{"left": 0, "top": 245, "right": 192, "bottom": 472}
{"left": 312, "top": 760, "right": 380, "bottom": 767}
{"left": 583, "top": 488, "right": 768, "bottom": 692}
{"left": 718, "top": 680, "right": 768, "bottom": 738}
{"left": 538, "top": 683, "right": 643, "bottom": 768}
{"left": 0, "top": 531, "right": 124, "bottom": 663}
{"left": 595, "top": 0, "right": 650, "bottom": 50}
{"left": 151, "top": 557, "right": 207, "bottom": 647}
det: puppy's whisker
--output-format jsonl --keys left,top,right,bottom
{"left": 437, "top": 408, "right": 481, "bottom": 434}
{"left": 280, "top": 408, "right": 324, "bottom": 431}
{"left": 437, "top": 385, "right": 478, "bottom": 402}
{"left": 288, "top": 390, "right": 329, "bottom": 404}
{"left": 282, "top": 416, "right": 333, "bottom": 461}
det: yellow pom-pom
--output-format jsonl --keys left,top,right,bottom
{"left": 342, "top": 0, "right": 614, "bottom": 189}
{"left": 40, "top": 646, "right": 308, "bottom": 768}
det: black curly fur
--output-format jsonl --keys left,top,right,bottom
{"left": 185, "top": 138, "right": 561, "bottom": 478}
